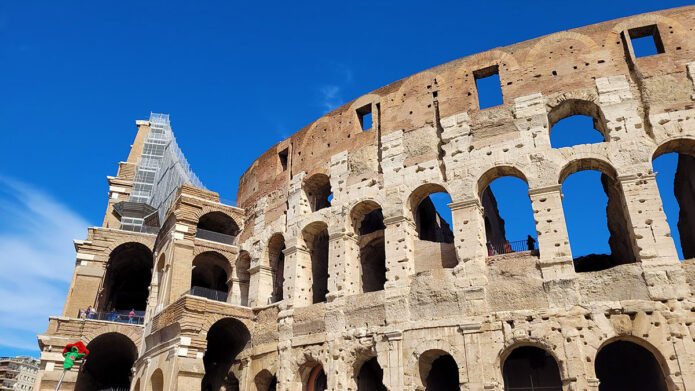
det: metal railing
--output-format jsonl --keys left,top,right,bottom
{"left": 189, "top": 286, "right": 228, "bottom": 302}
{"left": 119, "top": 224, "right": 160, "bottom": 234}
{"left": 195, "top": 228, "right": 236, "bottom": 245}
{"left": 487, "top": 239, "right": 537, "bottom": 256}
{"left": 77, "top": 309, "right": 145, "bottom": 325}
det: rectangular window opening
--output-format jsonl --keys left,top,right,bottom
{"left": 628, "top": 25, "right": 664, "bottom": 58}
{"left": 474, "top": 65, "right": 503, "bottom": 109}
{"left": 357, "top": 104, "right": 373, "bottom": 131}
{"left": 278, "top": 148, "right": 289, "bottom": 171}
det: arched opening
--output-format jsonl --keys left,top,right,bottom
{"left": 202, "top": 318, "right": 250, "bottom": 391}
{"left": 418, "top": 350, "right": 459, "bottom": 391}
{"left": 191, "top": 252, "right": 230, "bottom": 302}
{"left": 254, "top": 370, "right": 277, "bottom": 391}
{"left": 302, "top": 363, "right": 327, "bottom": 391}
{"left": 148, "top": 369, "right": 164, "bottom": 391}
{"left": 153, "top": 254, "right": 166, "bottom": 309}
{"left": 234, "top": 252, "right": 251, "bottom": 306}
{"left": 74, "top": 332, "right": 138, "bottom": 391}
{"left": 351, "top": 201, "right": 386, "bottom": 293}
{"left": 356, "top": 357, "right": 386, "bottom": 391}
{"left": 268, "top": 234, "right": 286, "bottom": 303}
{"left": 502, "top": 346, "right": 562, "bottom": 391}
{"left": 477, "top": 168, "right": 536, "bottom": 256}
{"left": 595, "top": 340, "right": 668, "bottom": 391}
{"left": 303, "top": 222, "right": 329, "bottom": 304}
{"left": 653, "top": 140, "right": 695, "bottom": 260}
{"left": 197, "top": 211, "right": 239, "bottom": 245}
{"left": 548, "top": 99, "right": 606, "bottom": 148}
{"left": 409, "top": 185, "right": 456, "bottom": 272}
{"left": 304, "top": 174, "right": 332, "bottom": 212}
{"left": 560, "top": 160, "right": 636, "bottom": 272}
{"left": 98, "top": 242, "right": 153, "bottom": 315}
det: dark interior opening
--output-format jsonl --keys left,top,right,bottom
{"left": 357, "top": 104, "right": 373, "bottom": 131}
{"left": 628, "top": 24, "right": 665, "bottom": 58}
{"left": 309, "top": 228, "right": 329, "bottom": 304}
{"left": 502, "top": 346, "right": 562, "bottom": 391}
{"left": 305, "top": 174, "right": 332, "bottom": 212}
{"left": 191, "top": 252, "right": 229, "bottom": 293}
{"left": 416, "top": 196, "right": 454, "bottom": 243}
{"left": 357, "top": 208, "right": 386, "bottom": 293}
{"left": 202, "top": 318, "right": 250, "bottom": 391}
{"left": 74, "top": 333, "right": 137, "bottom": 391}
{"left": 100, "top": 242, "right": 153, "bottom": 312}
{"left": 279, "top": 147, "right": 289, "bottom": 171}
{"left": 425, "top": 354, "right": 459, "bottom": 391}
{"left": 269, "top": 234, "right": 286, "bottom": 303}
{"left": 356, "top": 357, "right": 387, "bottom": 391}
{"left": 197, "top": 212, "right": 240, "bottom": 236}
{"left": 595, "top": 340, "right": 667, "bottom": 391}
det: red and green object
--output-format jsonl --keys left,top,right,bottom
{"left": 61, "top": 342, "right": 89, "bottom": 370}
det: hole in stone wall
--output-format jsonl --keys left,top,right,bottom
{"left": 474, "top": 65, "right": 503, "bottom": 109}
{"left": 303, "top": 224, "right": 329, "bottom": 304}
{"left": 357, "top": 104, "right": 373, "bottom": 131}
{"left": 561, "top": 168, "right": 636, "bottom": 272}
{"left": 502, "top": 346, "right": 562, "bottom": 391}
{"left": 548, "top": 99, "right": 606, "bottom": 148}
{"left": 268, "top": 234, "right": 286, "bottom": 303}
{"left": 202, "top": 318, "right": 250, "bottom": 391}
{"left": 628, "top": 24, "right": 665, "bottom": 58}
{"left": 356, "top": 357, "right": 387, "bottom": 391}
{"left": 304, "top": 174, "right": 332, "bottom": 212}
{"left": 278, "top": 147, "right": 289, "bottom": 171}
{"left": 595, "top": 340, "right": 668, "bottom": 391}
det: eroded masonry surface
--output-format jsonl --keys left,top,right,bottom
{"left": 34, "top": 6, "right": 695, "bottom": 391}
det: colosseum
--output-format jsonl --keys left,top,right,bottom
{"left": 33, "top": 5, "right": 695, "bottom": 391}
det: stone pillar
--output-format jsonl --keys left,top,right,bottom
{"left": 176, "top": 357, "right": 205, "bottom": 391}
{"left": 449, "top": 199, "right": 487, "bottom": 284}
{"left": 327, "top": 220, "right": 360, "bottom": 300}
{"left": 383, "top": 215, "right": 416, "bottom": 289}
{"left": 166, "top": 238, "right": 195, "bottom": 305}
{"left": 528, "top": 185, "right": 579, "bottom": 307}
{"left": 528, "top": 185, "right": 575, "bottom": 280}
{"left": 378, "top": 331, "right": 405, "bottom": 391}
{"left": 249, "top": 264, "right": 273, "bottom": 307}
{"left": 283, "top": 239, "right": 313, "bottom": 308}
{"left": 618, "top": 173, "right": 689, "bottom": 299}
{"left": 62, "top": 263, "right": 104, "bottom": 317}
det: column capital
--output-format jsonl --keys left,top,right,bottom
{"left": 283, "top": 245, "right": 309, "bottom": 256}
{"left": 617, "top": 172, "right": 656, "bottom": 183}
{"left": 448, "top": 198, "right": 481, "bottom": 211}
{"left": 383, "top": 215, "right": 415, "bottom": 227}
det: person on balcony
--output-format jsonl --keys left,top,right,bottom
{"left": 128, "top": 308, "right": 135, "bottom": 324}
{"left": 527, "top": 235, "right": 536, "bottom": 251}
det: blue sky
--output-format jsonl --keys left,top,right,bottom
{"left": 0, "top": 0, "right": 691, "bottom": 357}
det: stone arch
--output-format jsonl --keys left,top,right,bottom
{"left": 558, "top": 157, "right": 618, "bottom": 184}
{"left": 98, "top": 242, "right": 153, "bottom": 312}
{"left": 476, "top": 165, "right": 529, "bottom": 200}
{"left": 416, "top": 349, "right": 460, "bottom": 391}
{"left": 74, "top": 332, "right": 139, "bottom": 391}
{"left": 191, "top": 251, "right": 231, "bottom": 301}
{"left": 234, "top": 250, "right": 251, "bottom": 306}
{"left": 608, "top": 13, "right": 689, "bottom": 47}
{"left": 593, "top": 336, "right": 673, "bottom": 391}
{"left": 652, "top": 137, "right": 695, "bottom": 259}
{"left": 302, "top": 221, "right": 330, "bottom": 304}
{"left": 354, "top": 355, "right": 387, "bottom": 391}
{"left": 267, "top": 233, "right": 286, "bottom": 303}
{"left": 350, "top": 200, "right": 387, "bottom": 293}
{"left": 304, "top": 173, "right": 332, "bottom": 212}
{"left": 524, "top": 31, "right": 601, "bottom": 67}
{"left": 196, "top": 211, "right": 240, "bottom": 243}
{"left": 147, "top": 368, "right": 164, "bottom": 391}
{"left": 500, "top": 343, "right": 563, "bottom": 391}
{"left": 410, "top": 338, "right": 463, "bottom": 390}
{"left": 547, "top": 98, "right": 608, "bottom": 146}
{"left": 82, "top": 324, "right": 142, "bottom": 347}
{"left": 465, "top": 48, "right": 521, "bottom": 72}
{"left": 254, "top": 369, "right": 277, "bottom": 391}
{"left": 201, "top": 317, "right": 251, "bottom": 391}
{"left": 297, "top": 356, "right": 328, "bottom": 391}
{"left": 407, "top": 183, "right": 455, "bottom": 244}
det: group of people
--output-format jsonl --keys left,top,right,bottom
{"left": 78, "top": 306, "right": 138, "bottom": 324}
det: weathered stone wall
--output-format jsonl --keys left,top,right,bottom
{"left": 35, "top": 5, "right": 695, "bottom": 391}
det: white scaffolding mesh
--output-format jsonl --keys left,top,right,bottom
{"left": 128, "top": 113, "right": 204, "bottom": 227}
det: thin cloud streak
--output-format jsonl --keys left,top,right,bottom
{"left": 0, "top": 176, "right": 89, "bottom": 355}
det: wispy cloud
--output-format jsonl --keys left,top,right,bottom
{"left": 0, "top": 176, "right": 89, "bottom": 354}
{"left": 316, "top": 62, "right": 354, "bottom": 113}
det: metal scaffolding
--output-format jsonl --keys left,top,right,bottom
{"left": 124, "top": 113, "right": 204, "bottom": 230}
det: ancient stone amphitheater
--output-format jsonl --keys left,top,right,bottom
{"left": 34, "top": 5, "right": 695, "bottom": 391}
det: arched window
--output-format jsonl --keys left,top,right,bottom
{"left": 653, "top": 140, "right": 695, "bottom": 260}
{"left": 409, "top": 185, "right": 456, "bottom": 271}
{"left": 560, "top": 160, "right": 636, "bottom": 272}
{"left": 153, "top": 254, "right": 166, "bottom": 308}
{"left": 268, "top": 234, "right": 286, "bottom": 303}
{"left": 254, "top": 370, "right": 277, "bottom": 391}
{"left": 234, "top": 252, "right": 251, "bottom": 306}
{"left": 191, "top": 252, "right": 229, "bottom": 302}
{"left": 477, "top": 167, "right": 536, "bottom": 256}
{"left": 304, "top": 174, "right": 332, "bottom": 212}
{"left": 548, "top": 99, "right": 606, "bottom": 148}
{"left": 303, "top": 363, "right": 327, "bottom": 391}
{"left": 196, "top": 212, "right": 239, "bottom": 245}
{"left": 502, "top": 346, "right": 562, "bottom": 391}
{"left": 356, "top": 357, "right": 386, "bottom": 391}
{"left": 351, "top": 201, "right": 386, "bottom": 293}
{"left": 418, "top": 350, "right": 459, "bottom": 391}
{"left": 99, "top": 242, "right": 153, "bottom": 313}
{"left": 74, "top": 333, "right": 138, "bottom": 391}
{"left": 595, "top": 340, "right": 668, "bottom": 391}
{"left": 303, "top": 222, "right": 330, "bottom": 304}
{"left": 202, "top": 318, "right": 250, "bottom": 391}
{"left": 148, "top": 369, "right": 164, "bottom": 391}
